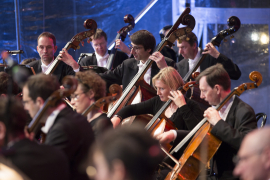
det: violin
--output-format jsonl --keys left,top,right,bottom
{"left": 44, "top": 19, "right": 97, "bottom": 75}
{"left": 82, "top": 84, "right": 122, "bottom": 116}
{"left": 27, "top": 76, "right": 78, "bottom": 137}
{"left": 106, "top": 14, "right": 135, "bottom": 70}
{"left": 163, "top": 71, "right": 262, "bottom": 180}
{"left": 107, "top": 8, "right": 196, "bottom": 119}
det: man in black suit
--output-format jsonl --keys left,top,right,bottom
{"left": 22, "top": 74, "right": 95, "bottom": 180}
{"left": 99, "top": 30, "right": 176, "bottom": 90}
{"left": 176, "top": 32, "right": 241, "bottom": 81}
{"left": 0, "top": 96, "right": 69, "bottom": 180}
{"left": 157, "top": 64, "right": 257, "bottom": 180}
{"left": 28, "top": 32, "right": 81, "bottom": 83}
{"left": 78, "top": 28, "right": 129, "bottom": 70}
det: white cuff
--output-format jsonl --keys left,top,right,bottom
{"left": 171, "top": 130, "right": 177, "bottom": 141}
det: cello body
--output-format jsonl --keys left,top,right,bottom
{"left": 165, "top": 122, "right": 221, "bottom": 180}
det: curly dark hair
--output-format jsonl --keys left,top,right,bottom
{"left": 75, "top": 71, "right": 106, "bottom": 101}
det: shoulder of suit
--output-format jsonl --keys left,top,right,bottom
{"left": 27, "top": 59, "right": 41, "bottom": 67}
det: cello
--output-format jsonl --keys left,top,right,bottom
{"left": 106, "top": 14, "right": 135, "bottom": 70}
{"left": 107, "top": 8, "right": 196, "bottom": 119}
{"left": 44, "top": 19, "right": 97, "bottom": 75}
{"left": 163, "top": 71, "right": 262, "bottom": 180}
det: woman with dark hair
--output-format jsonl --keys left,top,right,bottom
{"left": 71, "top": 70, "right": 112, "bottom": 137}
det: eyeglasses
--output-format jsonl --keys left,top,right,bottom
{"left": 128, "top": 44, "right": 144, "bottom": 52}
{"left": 71, "top": 92, "right": 85, "bottom": 101}
{"left": 233, "top": 149, "right": 263, "bottom": 165}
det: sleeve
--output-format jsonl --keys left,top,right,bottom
{"left": 99, "top": 61, "right": 125, "bottom": 88}
{"left": 215, "top": 53, "right": 241, "bottom": 80}
{"left": 64, "top": 64, "right": 76, "bottom": 76}
{"left": 165, "top": 57, "right": 176, "bottom": 69}
{"left": 79, "top": 56, "right": 90, "bottom": 66}
{"left": 211, "top": 101, "right": 257, "bottom": 150}
{"left": 116, "top": 97, "right": 159, "bottom": 120}
{"left": 173, "top": 98, "right": 204, "bottom": 130}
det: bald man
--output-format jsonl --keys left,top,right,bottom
{"left": 233, "top": 127, "right": 270, "bottom": 180}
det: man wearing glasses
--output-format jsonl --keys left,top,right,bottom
{"left": 22, "top": 73, "right": 95, "bottom": 180}
{"left": 233, "top": 127, "right": 270, "bottom": 180}
{"left": 99, "top": 30, "right": 175, "bottom": 90}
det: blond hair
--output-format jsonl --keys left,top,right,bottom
{"left": 152, "top": 67, "right": 184, "bottom": 90}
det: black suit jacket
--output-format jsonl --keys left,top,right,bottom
{"left": 99, "top": 57, "right": 176, "bottom": 90}
{"left": 45, "top": 107, "right": 95, "bottom": 180}
{"left": 79, "top": 50, "right": 128, "bottom": 69}
{"left": 28, "top": 59, "right": 75, "bottom": 83}
{"left": 2, "top": 138, "right": 69, "bottom": 180}
{"left": 176, "top": 96, "right": 257, "bottom": 180}
{"left": 176, "top": 52, "right": 241, "bottom": 80}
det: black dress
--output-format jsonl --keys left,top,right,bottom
{"left": 90, "top": 113, "right": 113, "bottom": 137}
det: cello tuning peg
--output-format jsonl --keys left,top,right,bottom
{"left": 230, "top": 35, "right": 234, "bottom": 39}
{"left": 186, "top": 37, "right": 190, "bottom": 41}
{"left": 81, "top": 41, "right": 85, "bottom": 47}
{"left": 223, "top": 39, "right": 228, "bottom": 42}
{"left": 77, "top": 45, "right": 80, "bottom": 50}
{"left": 178, "top": 38, "right": 182, "bottom": 44}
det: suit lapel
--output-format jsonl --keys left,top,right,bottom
{"left": 225, "top": 96, "right": 239, "bottom": 127}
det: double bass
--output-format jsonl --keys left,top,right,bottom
{"left": 107, "top": 8, "right": 196, "bottom": 119}
{"left": 44, "top": 19, "right": 97, "bottom": 75}
{"left": 163, "top": 71, "right": 262, "bottom": 180}
{"left": 106, "top": 14, "right": 135, "bottom": 70}
{"left": 183, "top": 16, "right": 241, "bottom": 109}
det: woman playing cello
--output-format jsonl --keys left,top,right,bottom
{"left": 111, "top": 66, "right": 203, "bottom": 130}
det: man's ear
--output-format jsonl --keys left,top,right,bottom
{"left": 215, "top": 84, "right": 222, "bottom": 95}
{"left": 147, "top": 49, "right": 152, "bottom": 54}
{"left": 0, "top": 122, "right": 6, "bottom": 142}
{"left": 35, "top": 97, "right": 45, "bottom": 109}
{"left": 54, "top": 45, "right": 58, "bottom": 52}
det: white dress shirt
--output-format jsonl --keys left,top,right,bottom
{"left": 95, "top": 51, "right": 109, "bottom": 68}
{"left": 41, "top": 103, "right": 66, "bottom": 134}
{"left": 188, "top": 48, "right": 201, "bottom": 73}
{"left": 41, "top": 60, "right": 79, "bottom": 73}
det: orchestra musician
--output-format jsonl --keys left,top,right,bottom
{"left": 111, "top": 66, "right": 203, "bottom": 129}
{"left": 22, "top": 73, "right": 95, "bottom": 180}
{"left": 0, "top": 96, "right": 69, "bottom": 180}
{"left": 99, "top": 30, "right": 176, "bottom": 90}
{"left": 233, "top": 127, "right": 270, "bottom": 180}
{"left": 71, "top": 70, "right": 112, "bottom": 137}
{"left": 176, "top": 32, "right": 241, "bottom": 81}
{"left": 89, "top": 124, "right": 163, "bottom": 180}
{"left": 27, "top": 32, "right": 81, "bottom": 83}
{"left": 157, "top": 64, "right": 257, "bottom": 180}
{"left": 78, "top": 28, "right": 130, "bottom": 69}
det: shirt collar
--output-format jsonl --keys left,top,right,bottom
{"left": 41, "top": 103, "right": 66, "bottom": 134}
{"left": 95, "top": 51, "right": 109, "bottom": 62}
{"left": 188, "top": 47, "right": 201, "bottom": 65}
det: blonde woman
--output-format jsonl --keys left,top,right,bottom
{"left": 111, "top": 66, "right": 203, "bottom": 129}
